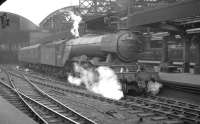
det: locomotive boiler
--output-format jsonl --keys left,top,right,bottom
{"left": 18, "top": 31, "right": 158, "bottom": 94}
{"left": 64, "top": 31, "right": 142, "bottom": 62}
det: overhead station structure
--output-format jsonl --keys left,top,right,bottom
{"left": 39, "top": 0, "right": 114, "bottom": 31}
{"left": 40, "top": 0, "right": 188, "bottom": 33}
{"left": 78, "top": 0, "right": 112, "bottom": 15}
{"left": 0, "top": 12, "right": 39, "bottom": 63}
{"left": 127, "top": 0, "right": 200, "bottom": 74}
{"left": 39, "top": 0, "right": 131, "bottom": 34}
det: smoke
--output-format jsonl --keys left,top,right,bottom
{"left": 68, "top": 75, "right": 82, "bottom": 86}
{"left": 16, "top": 65, "right": 20, "bottom": 70}
{"left": 147, "top": 81, "right": 162, "bottom": 95}
{"left": 66, "top": 11, "right": 82, "bottom": 37}
{"left": 68, "top": 63, "right": 124, "bottom": 100}
{"left": 24, "top": 68, "right": 29, "bottom": 72}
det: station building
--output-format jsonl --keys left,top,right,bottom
{"left": 0, "top": 12, "right": 52, "bottom": 63}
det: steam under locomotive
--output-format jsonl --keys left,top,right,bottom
{"left": 18, "top": 31, "right": 159, "bottom": 94}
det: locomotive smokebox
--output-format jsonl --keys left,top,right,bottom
{"left": 101, "top": 31, "right": 142, "bottom": 62}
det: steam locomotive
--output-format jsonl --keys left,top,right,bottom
{"left": 18, "top": 31, "right": 159, "bottom": 94}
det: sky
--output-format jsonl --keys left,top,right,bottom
{"left": 0, "top": 0, "right": 79, "bottom": 25}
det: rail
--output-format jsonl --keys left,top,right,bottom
{"left": 8, "top": 71, "right": 96, "bottom": 124}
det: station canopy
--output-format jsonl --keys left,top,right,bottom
{"left": 0, "top": 0, "right": 79, "bottom": 25}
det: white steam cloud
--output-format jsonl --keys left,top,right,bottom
{"left": 66, "top": 11, "right": 82, "bottom": 37}
{"left": 68, "top": 63, "right": 124, "bottom": 100}
{"left": 147, "top": 81, "right": 162, "bottom": 95}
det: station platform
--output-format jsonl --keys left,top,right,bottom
{"left": 159, "top": 72, "right": 200, "bottom": 88}
{"left": 0, "top": 96, "right": 37, "bottom": 124}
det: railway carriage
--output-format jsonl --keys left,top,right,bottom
{"left": 18, "top": 44, "right": 41, "bottom": 64}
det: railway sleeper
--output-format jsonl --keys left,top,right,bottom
{"left": 163, "top": 120, "right": 183, "bottom": 124}
{"left": 18, "top": 107, "right": 29, "bottom": 112}
{"left": 46, "top": 104, "right": 59, "bottom": 108}
{"left": 151, "top": 116, "right": 168, "bottom": 121}
{"left": 42, "top": 115, "right": 57, "bottom": 120}
{"left": 46, "top": 118, "right": 63, "bottom": 123}
{"left": 127, "top": 110, "right": 144, "bottom": 114}
{"left": 32, "top": 97, "right": 50, "bottom": 102}
{"left": 69, "top": 116, "right": 82, "bottom": 121}
{"left": 37, "top": 100, "right": 52, "bottom": 105}
{"left": 13, "top": 103, "right": 27, "bottom": 107}
{"left": 23, "top": 110, "right": 35, "bottom": 117}
{"left": 53, "top": 109, "right": 66, "bottom": 113}
{"left": 177, "top": 102, "right": 187, "bottom": 106}
{"left": 28, "top": 96, "right": 47, "bottom": 99}
{"left": 137, "top": 112, "right": 155, "bottom": 117}
{"left": 62, "top": 113, "right": 85, "bottom": 122}
{"left": 50, "top": 106, "right": 64, "bottom": 111}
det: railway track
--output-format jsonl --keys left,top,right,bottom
{"left": 126, "top": 96, "right": 200, "bottom": 123}
{"left": 33, "top": 80, "right": 200, "bottom": 124}
{"left": 6, "top": 67, "right": 200, "bottom": 124}
{"left": 159, "top": 79, "right": 200, "bottom": 95}
{"left": 0, "top": 68, "right": 96, "bottom": 124}
{"left": 0, "top": 76, "right": 48, "bottom": 123}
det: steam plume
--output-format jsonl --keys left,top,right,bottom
{"left": 147, "top": 81, "right": 162, "bottom": 95}
{"left": 66, "top": 11, "right": 82, "bottom": 37}
{"left": 68, "top": 63, "right": 124, "bottom": 100}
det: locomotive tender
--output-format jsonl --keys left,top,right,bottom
{"left": 18, "top": 31, "right": 158, "bottom": 94}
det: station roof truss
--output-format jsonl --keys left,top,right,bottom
{"left": 40, "top": 0, "right": 114, "bottom": 27}
{"left": 39, "top": 0, "right": 134, "bottom": 32}
{"left": 40, "top": 0, "right": 194, "bottom": 33}
{"left": 79, "top": 0, "right": 112, "bottom": 15}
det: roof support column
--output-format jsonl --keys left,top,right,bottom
{"left": 182, "top": 35, "right": 191, "bottom": 73}
{"left": 194, "top": 36, "right": 200, "bottom": 74}
{"left": 161, "top": 36, "right": 169, "bottom": 63}
{"left": 160, "top": 36, "right": 169, "bottom": 72}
